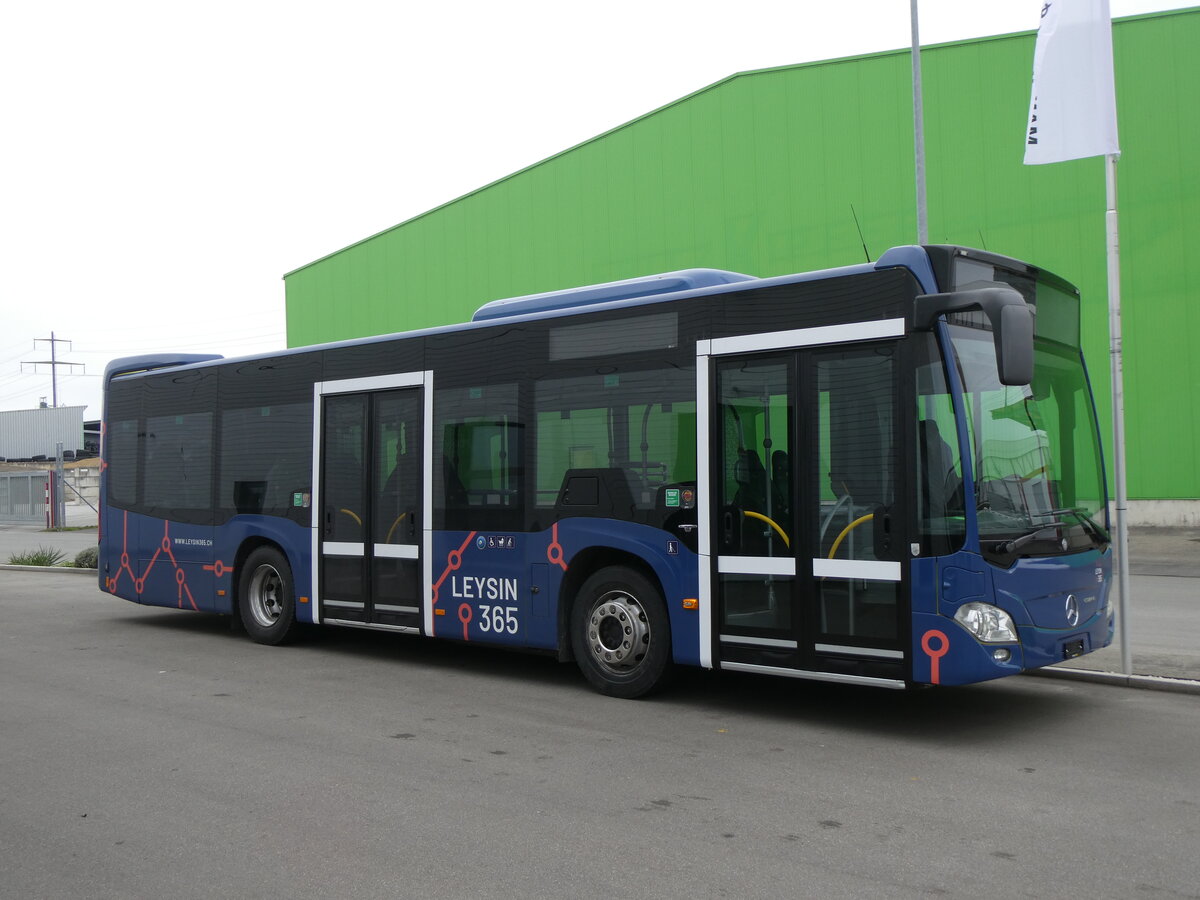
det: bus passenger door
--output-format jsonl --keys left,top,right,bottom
{"left": 708, "top": 337, "right": 908, "bottom": 686}
{"left": 805, "top": 345, "right": 906, "bottom": 682}
{"left": 316, "top": 373, "right": 428, "bottom": 633}
{"left": 712, "top": 356, "right": 800, "bottom": 666}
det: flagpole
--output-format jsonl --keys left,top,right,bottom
{"left": 911, "top": 0, "right": 928, "bottom": 244}
{"left": 1105, "top": 151, "right": 1133, "bottom": 677}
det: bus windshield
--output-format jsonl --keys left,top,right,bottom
{"left": 948, "top": 313, "right": 1108, "bottom": 559}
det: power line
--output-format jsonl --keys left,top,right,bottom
{"left": 0, "top": 384, "right": 43, "bottom": 404}
{"left": 0, "top": 370, "right": 32, "bottom": 386}
{"left": 72, "top": 331, "right": 286, "bottom": 356}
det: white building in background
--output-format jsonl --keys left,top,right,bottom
{"left": 0, "top": 406, "right": 86, "bottom": 460}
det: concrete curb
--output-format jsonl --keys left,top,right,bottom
{"left": 0, "top": 565, "right": 98, "bottom": 577}
{"left": 1026, "top": 665, "right": 1200, "bottom": 695}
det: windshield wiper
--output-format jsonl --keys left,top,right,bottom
{"left": 1050, "top": 507, "right": 1111, "bottom": 546}
{"left": 994, "top": 522, "right": 1065, "bottom": 555}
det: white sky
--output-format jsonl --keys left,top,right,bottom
{"left": 0, "top": 0, "right": 1187, "bottom": 419}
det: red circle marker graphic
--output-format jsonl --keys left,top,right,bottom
{"left": 921, "top": 629, "right": 950, "bottom": 685}
{"left": 162, "top": 536, "right": 172, "bottom": 553}
{"left": 546, "top": 522, "right": 568, "bottom": 571}
{"left": 175, "top": 568, "right": 187, "bottom": 585}
{"left": 458, "top": 603, "right": 473, "bottom": 641}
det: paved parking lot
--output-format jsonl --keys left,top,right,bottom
{"left": 2, "top": 572, "right": 1199, "bottom": 899}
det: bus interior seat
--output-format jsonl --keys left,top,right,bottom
{"left": 918, "top": 419, "right": 962, "bottom": 514}
{"left": 441, "top": 456, "right": 469, "bottom": 507}
{"left": 554, "top": 468, "right": 637, "bottom": 519}
{"left": 733, "top": 448, "right": 767, "bottom": 512}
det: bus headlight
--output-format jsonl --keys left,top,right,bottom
{"left": 954, "top": 602, "right": 1018, "bottom": 643}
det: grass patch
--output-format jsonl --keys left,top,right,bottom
{"left": 7, "top": 546, "right": 68, "bottom": 567}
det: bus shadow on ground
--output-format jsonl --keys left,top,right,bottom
{"left": 666, "top": 665, "right": 1105, "bottom": 743}
{"left": 115, "top": 608, "right": 1101, "bottom": 742}
{"left": 116, "top": 607, "right": 583, "bottom": 689}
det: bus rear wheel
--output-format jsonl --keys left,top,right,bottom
{"left": 239, "top": 547, "right": 299, "bottom": 645}
{"left": 570, "top": 566, "right": 672, "bottom": 698}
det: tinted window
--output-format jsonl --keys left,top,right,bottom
{"left": 107, "top": 418, "right": 139, "bottom": 507}
{"left": 535, "top": 364, "right": 695, "bottom": 528}
{"left": 915, "top": 335, "right": 966, "bottom": 556}
{"left": 550, "top": 312, "right": 678, "bottom": 360}
{"left": 433, "top": 383, "right": 523, "bottom": 531}
{"left": 136, "top": 369, "right": 217, "bottom": 523}
{"left": 219, "top": 403, "right": 312, "bottom": 519}
{"left": 143, "top": 411, "right": 214, "bottom": 515}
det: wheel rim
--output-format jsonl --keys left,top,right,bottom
{"left": 247, "top": 564, "right": 284, "bottom": 628}
{"left": 586, "top": 589, "right": 651, "bottom": 675}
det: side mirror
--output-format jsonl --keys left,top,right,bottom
{"left": 913, "top": 286, "right": 1034, "bottom": 386}
{"left": 995, "top": 303, "right": 1034, "bottom": 386}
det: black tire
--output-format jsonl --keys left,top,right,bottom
{"left": 238, "top": 547, "right": 299, "bottom": 645}
{"left": 570, "top": 565, "right": 672, "bottom": 698}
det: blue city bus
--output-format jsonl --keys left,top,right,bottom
{"left": 99, "top": 245, "right": 1113, "bottom": 697}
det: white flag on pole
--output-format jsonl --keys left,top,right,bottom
{"left": 1024, "top": 0, "right": 1120, "bottom": 165}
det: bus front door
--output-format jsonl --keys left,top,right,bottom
{"left": 317, "top": 376, "right": 426, "bottom": 633}
{"left": 710, "top": 341, "right": 909, "bottom": 686}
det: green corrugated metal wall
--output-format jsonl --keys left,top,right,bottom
{"left": 285, "top": 8, "right": 1200, "bottom": 502}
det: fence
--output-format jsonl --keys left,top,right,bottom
{"left": 0, "top": 471, "right": 48, "bottom": 524}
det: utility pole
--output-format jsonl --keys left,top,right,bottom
{"left": 22, "top": 332, "right": 83, "bottom": 407}
{"left": 911, "top": 0, "right": 929, "bottom": 245}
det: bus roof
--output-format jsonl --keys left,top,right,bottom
{"left": 106, "top": 245, "right": 937, "bottom": 383}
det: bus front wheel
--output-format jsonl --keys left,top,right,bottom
{"left": 570, "top": 566, "right": 672, "bottom": 698}
{"left": 239, "top": 546, "right": 299, "bottom": 645}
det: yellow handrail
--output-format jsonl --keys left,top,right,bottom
{"left": 743, "top": 510, "right": 790, "bottom": 549}
{"left": 828, "top": 513, "right": 873, "bottom": 559}
{"left": 385, "top": 512, "right": 407, "bottom": 544}
{"left": 338, "top": 508, "right": 362, "bottom": 527}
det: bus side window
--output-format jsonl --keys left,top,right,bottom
{"left": 534, "top": 367, "right": 695, "bottom": 531}
{"left": 433, "top": 382, "right": 523, "bottom": 531}
{"left": 915, "top": 335, "right": 967, "bottom": 556}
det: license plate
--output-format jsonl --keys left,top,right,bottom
{"left": 1063, "top": 639, "right": 1086, "bottom": 659}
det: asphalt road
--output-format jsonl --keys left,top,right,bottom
{"left": 2, "top": 572, "right": 1199, "bottom": 900}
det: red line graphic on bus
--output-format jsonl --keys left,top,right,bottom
{"left": 104, "top": 512, "right": 232, "bottom": 612}
{"left": 458, "top": 603, "right": 473, "bottom": 640}
{"left": 921, "top": 629, "right": 950, "bottom": 685}
{"left": 203, "top": 560, "right": 233, "bottom": 578}
{"left": 105, "top": 511, "right": 137, "bottom": 595}
{"left": 430, "top": 531, "right": 477, "bottom": 636}
{"left": 547, "top": 522, "right": 568, "bottom": 571}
